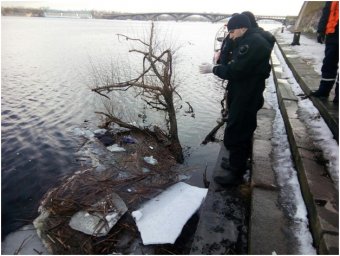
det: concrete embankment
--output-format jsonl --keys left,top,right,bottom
{"left": 270, "top": 36, "right": 338, "bottom": 254}
{"left": 191, "top": 35, "right": 339, "bottom": 254}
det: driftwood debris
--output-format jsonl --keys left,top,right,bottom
{"left": 201, "top": 87, "right": 228, "bottom": 145}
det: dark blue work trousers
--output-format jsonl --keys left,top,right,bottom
{"left": 319, "top": 42, "right": 339, "bottom": 95}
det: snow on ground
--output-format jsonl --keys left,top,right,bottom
{"left": 265, "top": 72, "right": 316, "bottom": 254}
{"left": 278, "top": 28, "right": 324, "bottom": 75}
{"left": 132, "top": 182, "right": 208, "bottom": 245}
{"left": 274, "top": 31, "right": 339, "bottom": 188}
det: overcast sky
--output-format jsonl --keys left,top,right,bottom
{"left": 1, "top": 0, "right": 306, "bottom": 16}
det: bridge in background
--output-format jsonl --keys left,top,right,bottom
{"left": 101, "top": 12, "right": 295, "bottom": 23}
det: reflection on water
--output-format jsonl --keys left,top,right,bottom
{"left": 1, "top": 17, "right": 281, "bottom": 237}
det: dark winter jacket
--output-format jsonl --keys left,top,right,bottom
{"left": 217, "top": 27, "right": 275, "bottom": 66}
{"left": 213, "top": 28, "right": 272, "bottom": 81}
{"left": 318, "top": 1, "right": 339, "bottom": 44}
{"left": 217, "top": 35, "right": 234, "bottom": 65}
{"left": 253, "top": 27, "right": 276, "bottom": 49}
{"left": 212, "top": 28, "right": 273, "bottom": 146}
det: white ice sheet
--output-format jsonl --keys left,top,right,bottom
{"left": 132, "top": 182, "right": 208, "bottom": 245}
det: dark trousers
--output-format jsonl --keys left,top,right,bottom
{"left": 223, "top": 77, "right": 265, "bottom": 172}
{"left": 319, "top": 43, "right": 339, "bottom": 95}
{"left": 223, "top": 87, "right": 263, "bottom": 171}
{"left": 224, "top": 139, "right": 252, "bottom": 171}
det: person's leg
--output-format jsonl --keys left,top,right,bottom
{"left": 333, "top": 72, "right": 339, "bottom": 104}
{"left": 312, "top": 43, "right": 339, "bottom": 97}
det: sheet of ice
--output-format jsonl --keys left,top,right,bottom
{"left": 69, "top": 192, "right": 128, "bottom": 237}
{"left": 132, "top": 182, "right": 208, "bottom": 245}
{"left": 1, "top": 224, "right": 49, "bottom": 255}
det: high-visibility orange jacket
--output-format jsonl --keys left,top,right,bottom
{"left": 318, "top": 1, "right": 339, "bottom": 44}
{"left": 326, "top": 1, "right": 339, "bottom": 34}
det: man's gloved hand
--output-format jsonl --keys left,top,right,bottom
{"left": 199, "top": 63, "right": 214, "bottom": 74}
{"left": 317, "top": 33, "right": 325, "bottom": 44}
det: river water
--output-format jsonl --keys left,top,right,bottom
{"left": 1, "top": 16, "right": 280, "bottom": 238}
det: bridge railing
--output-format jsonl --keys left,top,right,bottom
{"left": 101, "top": 12, "right": 293, "bottom": 23}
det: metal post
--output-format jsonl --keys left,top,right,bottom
{"left": 291, "top": 32, "right": 301, "bottom": 46}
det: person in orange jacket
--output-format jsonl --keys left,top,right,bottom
{"left": 312, "top": 1, "right": 339, "bottom": 104}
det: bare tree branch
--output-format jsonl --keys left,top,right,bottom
{"left": 117, "top": 34, "right": 149, "bottom": 47}
{"left": 90, "top": 22, "right": 188, "bottom": 163}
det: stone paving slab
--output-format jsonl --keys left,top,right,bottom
{"left": 254, "top": 108, "right": 275, "bottom": 140}
{"left": 250, "top": 105, "right": 293, "bottom": 254}
{"left": 249, "top": 188, "right": 293, "bottom": 255}
{"left": 319, "top": 233, "right": 340, "bottom": 255}
{"left": 251, "top": 140, "right": 275, "bottom": 187}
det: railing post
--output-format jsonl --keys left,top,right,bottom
{"left": 291, "top": 31, "right": 301, "bottom": 45}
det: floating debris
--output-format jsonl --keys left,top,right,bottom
{"left": 73, "top": 127, "right": 94, "bottom": 139}
{"left": 122, "top": 135, "right": 137, "bottom": 144}
{"left": 95, "top": 131, "right": 115, "bottom": 146}
{"left": 93, "top": 129, "right": 107, "bottom": 135}
{"left": 142, "top": 168, "right": 151, "bottom": 173}
{"left": 107, "top": 144, "right": 126, "bottom": 152}
{"left": 69, "top": 192, "right": 128, "bottom": 237}
{"left": 144, "top": 156, "right": 158, "bottom": 165}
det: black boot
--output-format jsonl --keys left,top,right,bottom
{"left": 221, "top": 158, "right": 250, "bottom": 171}
{"left": 311, "top": 90, "right": 329, "bottom": 97}
{"left": 216, "top": 145, "right": 248, "bottom": 186}
{"left": 214, "top": 164, "right": 244, "bottom": 186}
{"left": 311, "top": 80, "right": 335, "bottom": 98}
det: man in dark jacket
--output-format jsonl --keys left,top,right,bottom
{"left": 311, "top": 1, "right": 339, "bottom": 104}
{"left": 199, "top": 14, "right": 273, "bottom": 185}
{"left": 217, "top": 11, "right": 276, "bottom": 65}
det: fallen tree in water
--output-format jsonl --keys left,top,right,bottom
{"left": 91, "top": 22, "right": 188, "bottom": 163}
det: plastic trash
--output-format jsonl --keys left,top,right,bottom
{"left": 107, "top": 144, "right": 126, "bottom": 152}
{"left": 93, "top": 129, "right": 107, "bottom": 135}
{"left": 122, "top": 135, "right": 137, "bottom": 144}
{"left": 144, "top": 156, "right": 158, "bottom": 165}
{"left": 73, "top": 128, "right": 94, "bottom": 139}
{"left": 142, "top": 168, "right": 151, "bottom": 173}
{"left": 69, "top": 192, "right": 128, "bottom": 237}
{"left": 96, "top": 131, "right": 115, "bottom": 146}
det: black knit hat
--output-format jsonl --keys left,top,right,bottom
{"left": 227, "top": 14, "right": 251, "bottom": 30}
{"left": 242, "top": 11, "right": 258, "bottom": 28}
